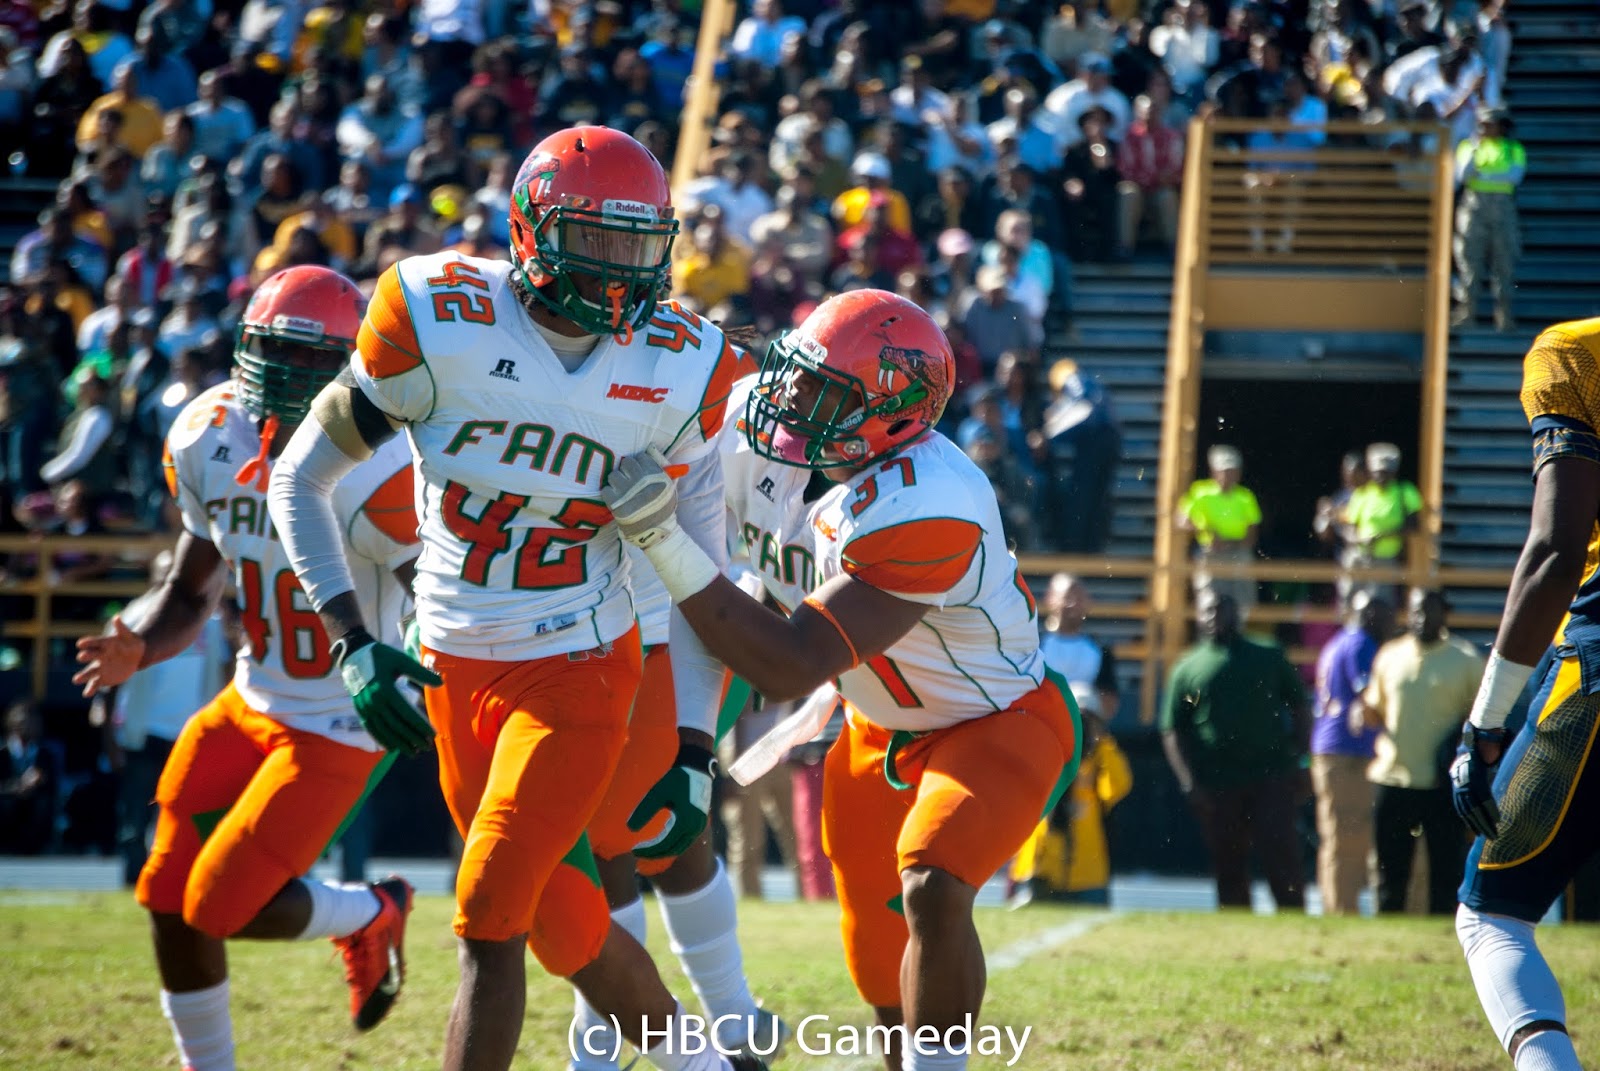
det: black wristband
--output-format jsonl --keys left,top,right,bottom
{"left": 676, "top": 743, "right": 718, "bottom": 776}
{"left": 330, "top": 627, "right": 376, "bottom": 666}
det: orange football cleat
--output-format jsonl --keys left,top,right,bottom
{"left": 334, "top": 876, "right": 413, "bottom": 1031}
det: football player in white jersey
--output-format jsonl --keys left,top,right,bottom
{"left": 267, "top": 128, "right": 761, "bottom": 1071}
{"left": 602, "top": 290, "right": 1082, "bottom": 1071}
{"left": 73, "top": 266, "right": 423, "bottom": 1071}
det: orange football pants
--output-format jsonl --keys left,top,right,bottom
{"left": 135, "top": 683, "right": 382, "bottom": 939}
{"left": 821, "top": 680, "right": 1076, "bottom": 1007}
{"left": 422, "top": 626, "right": 642, "bottom": 973}
{"left": 587, "top": 644, "right": 678, "bottom": 876}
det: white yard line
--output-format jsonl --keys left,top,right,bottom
{"left": 803, "top": 913, "right": 1113, "bottom": 1070}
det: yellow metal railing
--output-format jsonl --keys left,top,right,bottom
{"left": 1145, "top": 116, "right": 1462, "bottom": 723}
{"left": 0, "top": 534, "right": 170, "bottom": 696}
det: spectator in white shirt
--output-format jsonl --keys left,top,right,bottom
{"left": 770, "top": 80, "right": 853, "bottom": 174}
{"left": 183, "top": 68, "right": 256, "bottom": 162}
{"left": 41, "top": 375, "right": 115, "bottom": 487}
{"left": 156, "top": 279, "right": 218, "bottom": 360}
{"left": 1043, "top": 52, "right": 1131, "bottom": 150}
{"left": 76, "top": 273, "right": 134, "bottom": 356}
{"left": 681, "top": 151, "right": 775, "bottom": 247}
{"left": 729, "top": 0, "right": 806, "bottom": 69}
{"left": 924, "top": 94, "right": 995, "bottom": 178}
{"left": 1149, "top": 0, "right": 1219, "bottom": 98}
{"left": 980, "top": 209, "right": 1054, "bottom": 322}
{"left": 890, "top": 55, "right": 952, "bottom": 127}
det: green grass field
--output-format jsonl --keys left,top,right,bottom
{"left": 1, "top": 892, "right": 1592, "bottom": 1070}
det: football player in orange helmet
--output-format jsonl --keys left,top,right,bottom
{"left": 605, "top": 290, "right": 1079, "bottom": 1071}
{"left": 268, "top": 128, "right": 768, "bottom": 1071}
{"left": 508, "top": 125, "right": 678, "bottom": 342}
{"left": 74, "top": 265, "right": 427, "bottom": 1071}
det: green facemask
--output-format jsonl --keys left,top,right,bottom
{"left": 511, "top": 195, "right": 677, "bottom": 337}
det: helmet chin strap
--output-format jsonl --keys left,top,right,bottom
{"left": 605, "top": 283, "right": 633, "bottom": 345}
{"left": 235, "top": 414, "right": 279, "bottom": 492}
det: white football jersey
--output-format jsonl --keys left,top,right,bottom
{"left": 349, "top": 252, "right": 741, "bottom": 661}
{"left": 721, "top": 377, "right": 1047, "bottom": 732}
{"left": 165, "top": 383, "right": 421, "bottom": 748}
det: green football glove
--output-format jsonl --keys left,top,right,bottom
{"left": 332, "top": 628, "right": 441, "bottom": 756}
{"left": 628, "top": 742, "right": 717, "bottom": 859}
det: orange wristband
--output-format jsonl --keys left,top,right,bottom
{"left": 803, "top": 596, "right": 860, "bottom": 669}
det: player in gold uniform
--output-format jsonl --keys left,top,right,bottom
{"left": 1452, "top": 318, "right": 1600, "bottom": 1071}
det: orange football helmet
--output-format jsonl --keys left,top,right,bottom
{"left": 508, "top": 126, "right": 678, "bottom": 338}
{"left": 235, "top": 265, "right": 364, "bottom": 428}
{"left": 746, "top": 289, "right": 955, "bottom": 470}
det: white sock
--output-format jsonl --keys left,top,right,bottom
{"left": 1457, "top": 905, "right": 1570, "bottom": 1053}
{"left": 904, "top": 1042, "right": 968, "bottom": 1071}
{"left": 1515, "top": 1031, "right": 1581, "bottom": 1071}
{"left": 657, "top": 859, "right": 757, "bottom": 1021}
{"left": 298, "top": 879, "right": 382, "bottom": 940}
{"left": 161, "top": 980, "right": 235, "bottom": 1071}
{"left": 641, "top": 1001, "right": 725, "bottom": 1071}
{"left": 570, "top": 899, "right": 649, "bottom": 1070}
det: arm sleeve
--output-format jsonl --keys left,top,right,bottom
{"left": 349, "top": 264, "right": 436, "bottom": 423}
{"left": 40, "top": 407, "right": 114, "bottom": 484}
{"left": 665, "top": 443, "right": 730, "bottom": 737}
{"left": 267, "top": 416, "right": 365, "bottom": 611}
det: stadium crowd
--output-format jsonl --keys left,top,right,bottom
{"left": 0, "top": 0, "right": 1519, "bottom": 904}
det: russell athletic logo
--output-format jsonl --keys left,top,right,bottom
{"left": 607, "top": 383, "right": 669, "bottom": 403}
{"left": 491, "top": 359, "right": 520, "bottom": 381}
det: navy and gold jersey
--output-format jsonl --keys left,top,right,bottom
{"left": 1520, "top": 317, "right": 1600, "bottom": 648}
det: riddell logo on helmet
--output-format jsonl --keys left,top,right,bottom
{"left": 607, "top": 383, "right": 670, "bottom": 403}
{"left": 602, "top": 199, "right": 658, "bottom": 221}
{"left": 794, "top": 334, "right": 828, "bottom": 364}
{"left": 269, "top": 314, "right": 325, "bottom": 339}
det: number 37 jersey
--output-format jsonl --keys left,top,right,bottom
{"left": 165, "top": 383, "right": 421, "bottom": 748}
{"left": 349, "top": 252, "right": 741, "bottom": 662}
{"left": 721, "top": 378, "right": 1047, "bottom": 733}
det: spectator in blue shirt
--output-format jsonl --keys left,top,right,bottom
{"left": 1310, "top": 591, "right": 1395, "bottom": 915}
{"left": 117, "top": 28, "right": 196, "bottom": 111}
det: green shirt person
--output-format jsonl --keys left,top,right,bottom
{"left": 1160, "top": 590, "right": 1311, "bottom": 910}
{"left": 1341, "top": 442, "right": 1421, "bottom": 561}
{"left": 1178, "top": 445, "right": 1261, "bottom": 549}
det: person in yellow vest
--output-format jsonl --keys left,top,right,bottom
{"left": 1452, "top": 106, "right": 1525, "bottom": 332}
{"left": 1178, "top": 444, "right": 1262, "bottom": 616}
{"left": 1009, "top": 683, "right": 1132, "bottom": 906}
{"left": 1340, "top": 442, "right": 1422, "bottom": 594}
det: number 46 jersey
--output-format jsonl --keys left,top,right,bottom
{"left": 720, "top": 377, "right": 1047, "bottom": 733}
{"left": 165, "top": 383, "right": 421, "bottom": 749}
{"left": 349, "top": 252, "right": 741, "bottom": 662}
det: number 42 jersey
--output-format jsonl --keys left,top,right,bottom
{"left": 164, "top": 383, "right": 421, "bottom": 749}
{"left": 720, "top": 378, "right": 1048, "bottom": 732}
{"left": 350, "top": 252, "right": 742, "bottom": 662}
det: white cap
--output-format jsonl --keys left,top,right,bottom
{"left": 852, "top": 152, "right": 892, "bottom": 181}
{"left": 1208, "top": 444, "right": 1243, "bottom": 471}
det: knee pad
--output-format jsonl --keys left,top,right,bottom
{"left": 529, "top": 864, "right": 612, "bottom": 978}
{"left": 1455, "top": 904, "right": 1568, "bottom": 1052}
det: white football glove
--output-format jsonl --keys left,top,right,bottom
{"left": 602, "top": 447, "right": 681, "bottom": 549}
